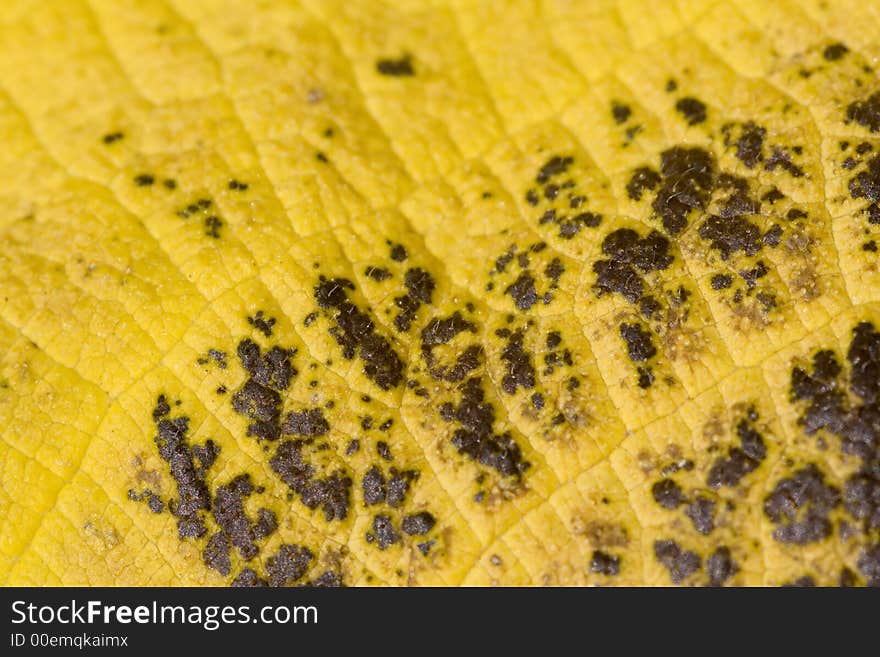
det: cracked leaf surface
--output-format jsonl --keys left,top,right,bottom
{"left": 1, "top": 0, "right": 879, "bottom": 587}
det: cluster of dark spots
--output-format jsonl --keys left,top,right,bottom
{"left": 782, "top": 575, "right": 816, "bottom": 587}
{"left": 174, "top": 197, "right": 223, "bottom": 238}
{"left": 247, "top": 311, "right": 276, "bottom": 337}
{"left": 134, "top": 173, "right": 155, "bottom": 186}
{"left": 231, "top": 338, "right": 296, "bottom": 440}
{"left": 651, "top": 147, "right": 714, "bottom": 235}
{"left": 127, "top": 489, "right": 164, "bottom": 514}
{"left": 675, "top": 97, "right": 707, "bottom": 125}
{"left": 365, "top": 265, "right": 391, "bottom": 282}
{"left": 216, "top": 385, "right": 227, "bottom": 395}
{"left": 265, "top": 544, "right": 314, "bottom": 586}
{"left": 846, "top": 92, "right": 880, "bottom": 133}
{"left": 542, "top": 330, "right": 574, "bottom": 377}
{"left": 864, "top": 240, "right": 878, "bottom": 252}
{"left": 685, "top": 496, "right": 716, "bottom": 535}
{"left": 203, "top": 215, "right": 223, "bottom": 238}
{"left": 314, "top": 276, "right": 404, "bottom": 390}
{"left": 388, "top": 242, "right": 408, "bottom": 261}
{"left": 282, "top": 408, "right": 329, "bottom": 437}
{"left": 848, "top": 155, "right": 880, "bottom": 226}
{"left": 707, "top": 409, "right": 767, "bottom": 489}
{"left": 706, "top": 546, "right": 737, "bottom": 586}
{"left": 711, "top": 273, "right": 733, "bottom": 290}
{"left": 401, "top": 512, "right": 436, "bottom": 535}
{"left": 619, "top": 323, "right": 656, "bottom": 363}
{"left": 723, "top": 121, "right": 766, "bottom": 168}
{"left": 611, "top": 101, "right": 631, "bottom": 124}
{"left": 625, "top": 167, "right": 660, "bottom": 201}
{"left": 150, "top": 395, "right": 216, "bottom": 538}
{"left": 203, "top": 474, "right": 277, "bottom": 576}
{"left": 376, "top": 54, "right": 414, "bottom": 77}
{"left": 653, "top": 539, "right": 701, "bottom": 584}
{"left": 102, "top": 131, "right": 124, "bottom": 145}
{"left": 787, "top": 324, "right": 880, "bottom": 580}
{"left": 859, "top": 545, "right": 880, "bottom": 586}
{"left": 823, "top": 42, "right": 849, "bottom": 61}
{"left": 505, "top": 272, "right": 538, "bottom": 311}
{"left": 500, "top": 329, "right": 535, "bottom": 394}
{"left": 228, "top": 179, "right": 249, "bottom": 191}
{"left": 764, "top": 146, "right": 804, "bottom": 178}
{"left": 739, "top": 261, "right": 768, "bottom": 289}
{"left": 269, "top": 439, "right": 352, "bottom": 521}
{"left": 368, "top": 515, "right": 401, "bottom": 549}
{"left": 698, "top": 213, "right": 762, "bottom": 261}
{"left": 524, "top": 155, "right": 603, "bottom": 238}
{"left": 440, "top": 377, "right": 529, "bottom": 478}
{"left": 393, "top": 268, "right": 435, "bottom": 332}
{"left": 764, "top": 464, "right": 840, "bottom": 544}
{"left": 362, "top": 465, "right": 385, "bottom": 505}
{"left": 590, "top": 550, "right": 620, "bottom": 576}
{"left": 376, "top": 441, "right": 392, "bottom": 461}
{"left": 197, "top": 348, "right": 228, "bottom": 369}
{"left": 593, "top": 228, "right": 673, "bottom": 303}
{"left": 651, "top": 478, "right": 685, "bottom": 509}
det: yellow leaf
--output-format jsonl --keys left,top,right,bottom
{"left": 1, "top": 0, "right": 878, "bottom": 587}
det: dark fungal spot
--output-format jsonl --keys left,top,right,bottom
{"left": 685, "top": 496, "right": 716, "bottom": 535}
{"left": 728, "top": 121, "right": 766, "bottom": 168}
{"left": 315, "top": 151, "right": 328, "bottom": 163}
{"left": 651, "top": 478, "right": 686, "bottom": 510}
{"left": 362, "top": 465, "right": 386, "bottom": 506}
{"left": 652, "top": 147, "right": 714, "bottom": 235}
{"left": 269, "top": 439, "right": 352, "bottom": 521}
{"left": 846, "top": 92, "right": 880, "bottom": 133}
{"left": 764, "top": 464, "right": 840, "bottom": 544}
{"left": 204, "top": 474, "right": 276, "bottom": 574}
{"left": 102, "top": 131, "right": 124, "bottom": 144}
{"left": 590, "top": 550, "right": 620, "bottom": 576}
{"left": 863, "top": 240, "right": 878, "bottom": 252}
{"left": 707, "top": 411, "right": 767, "bottom": 489}
{"left": 228, "top": 179, "right": 249, "bottom": 191}
{"left": 314, "top": 276, "right": 404, "bottom": 390}
{"left": 389, "top": 243, "right": 407, "bottom": 262}
{"left": 365, "top": 266, "right": 391, "bottom": 282}
{"left": 706, "top": 546, "right": 737, "bottom": 586}
{"left": 535, "top": 155, "right": 573, "bottom": 184}
{"left": 739, "top": 261, "right": 768, "bottom": 289}
{"left": 345, "top": 439, "right": 360, "bottom": 455}
{"left": 711, "top": 273, "right": 733, "bottom": 290}
{"left": 593, "top": 228, "right": 673, "bottom": 302}
{"left": 764, "top": 147, "right": 804, "bottom": 177}
{"left": 763, "top": 224, "right": 783, "bottom": 247}
{"left": 266, "top": 544, "right": 313, "bottom": 587}
{"left": 401, "top": 512, "right": 436, "bottom": 535}
{"left": 505, "top": 272, "right": 538, "bottom": 311}
{"left": 823, "top": 42, "right": 849, "bottom": 61}
{"left": 372, "top": 515, "right": 401, "bottom": 549}
{"left": 247, "top": 311, "right": 276, "bottom": 337}
{"left": 611, "top": 101, "right": 631, "bottom": 124}
{"left": 762, "top": 187, "right": 785, "bottom": 203}
{"left": 127, "top": 489, "right": 164, "bottom": 514}
{"left": 782, "top": 576, "right": 816, "bottom": 587}
{"left": 393, "top": 268, "right": 435, "bottom": 332}
{"left": 134, "top": 173, "right": 155, "bottom": 186}
{"left": 675, "top": 97, "right": 707, "bottom": 125}
{"left": 231, "top": 568, "right": 267, "bottom": 587}
{"left": 858, "top": 544, "right": 880, "bottom": 586}
{"left": 204, "top": 215, "right": 223, "bottom": 239}
{"left": 376, "top": 441, "right": 392, "bottom": 462}
{"left": 376, "top": 54, "right": 414, "bottom": 77}
{"left": 698, "top": 214, "right": 762, "bottom": 260}
{"left": 619, "top": 323, "right": 656, "bottom": 362}
{"left": 848, "top": 156, "right": 880, "bottom": 222}
{"left": 282, "top": 408, "right": 329, "bottom": 437}
{"left": 665, "top": 79, "right": 677, "bottom": 92}
{"left": 500, "top": 329, "right": 535, "bottom": 394}
{"left": 150, "top": 396, "right": 213, "bottom": 539}
{"left": 386, "top": 468, "right": 417, "bottom": 508}
{"left": 448, "top": 377, "right": 529, "bottom": 478}
{"left": 626, "top": 166, "right": 660, "bottom": 201}
{"left": 654, "top": 539, "right": 701, "bottom": 584}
